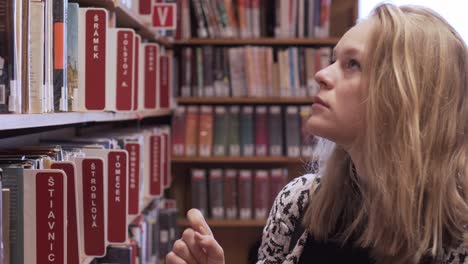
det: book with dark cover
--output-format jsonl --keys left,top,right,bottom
{"left": 240, "top": 105, "right": 255, "bottom": 156}
{"left": 92, "top": 245, "right": 132, "bottom": 264}
{"left": 254, "top": 106, "right": 269, "bottom": 156}
{"left": 0, "top": 0, "right": 17, "bottom": 112}
{"left": 172, "top": 106, "right": 187, "bottom": 156}
{"left": 224, "top": 169, "right": 238, "bottom": 219}
{"left": 209, "top": 169, "right": 224, "bottom": 219}
{"left": 213, "top": 106, "right": 229, "bottom": 156}
{"left": 268, "top": 105, "right": 283, "bottom": 156}
{"left": 254, "top": 170, "right": 270, "bottom": 219}
{"left": 300, "top": 105, "right": 316, "bottom": 157}
{"left": 191, "top": 169, "right": 208, "bottom": 217}
{"left": 238, "top": 169, "right": 253, "bottom": 220}
{"left": 185, "top": 106, "right": 199, "bottom": 156}
{"left": 270, "top": 168, "right": 288, "bottom": 207}
{"left": 228, "top": 105, "right": 241, "bottom": 156}
{"left": 195, "top": 47, "right": 204, "bottom": 97}
{"left": 202, "top": 45, "right": 214, "bottom": 97}
{"left": 285, "top": 106, "right": 301, "bottom": 157}
{"left": 180, "top": 48, "right": 193, "bottom": 97}
{"left": 198, "top": 105, "right": 214, "bottom": 157}
{"left": 2, "top": 188, "right": 9, "bottom": 264}
{"left": 213, "top": 47, "right": 224, "bottom": 96}
{"left": 53, "top": 0, "right": 68, "bottom": 112}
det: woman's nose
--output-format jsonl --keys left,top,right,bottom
{"left": 314, "top": 65, "right": 334, "bottom": 90}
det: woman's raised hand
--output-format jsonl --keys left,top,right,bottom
{"left": 166, "top": 209, "right": 225, "bottom": 264}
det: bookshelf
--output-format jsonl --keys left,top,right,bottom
{"left": 169, "top": 0, "right": 359, "bottom": 263}
{"left": 0, "top": 0, "right": 177, "bottom": 263}
{"left": 176, "top": 97, "right": 314, "bottom": 105}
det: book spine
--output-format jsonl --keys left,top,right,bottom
{"left": 67, "top": 3, "right": 79, "bottom": 111}
{"left": 238, "top": 170, "right": 252, "bottom": 219}
{"left": 198, "top": 105, "right": 214, "bottom": 157}
{"left": 254, "top": 106, "right": 269, "bottom": 156}
{"left": 0, "top": 0, "right": 16, "bottom": 112}
{"left": 185, "top": 106, "right": 199, "bottom": 156}
{"left": 254, "top": 170, "right": 269, "bottom": 219}
{"left": 107, "top": 151, "right": 128, "bottom": 243}
{"left": 53, "top": 0, "right": 68, "bottom": 112}
{"left": 172, "top": 106, "right": 187, "bottom": 156}
{"left": 133, "top": 35, "right": 140, "bottom": 110}
{"left": 209, "top": 169, "right": 224, "bottom": 219}
{"left": 143, "top": 44, "right": 159, "bottom": 110}
{"left": 213, "top": 106, "right": 228, "bottom": 156}
{"left": 191, "top": 169, "right": 208, "bottom": 216}
{"left": 228, "top": 105, "right": 241, "bottom": 156}
{"left": 268, "top": 105, "right": 283, "bottom": 156}
{"left": 224, "top": 169, "right": 238, "bottom": 219}
{"left": 240, "top": 105, "right": 254, "bottom": 156}
{"left": 285, "top": 106, "right": 301, "bottom": 157}
{"left": 28, "top": 2, "right": 45, "bottom": 114}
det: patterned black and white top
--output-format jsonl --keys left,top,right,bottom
{"left": 256, "top": 174, "right": 468, "bottom": 264}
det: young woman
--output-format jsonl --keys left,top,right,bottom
{"left": 167, "top": 3, "right": 468, "bottom": 263}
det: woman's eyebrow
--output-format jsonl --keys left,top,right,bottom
{"left": 333, "top": 46, "right": 364, "bottom": 59}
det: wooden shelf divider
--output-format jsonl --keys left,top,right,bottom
{"left": 177, "top": 218, "right": 266, "bottom": 228}
{"left": 177, "top": 97, "right": 313, "bottom": 105}
{"left": 173, "top": 37, "right": 340, "bottom": 46}
{"left": 171, "top": 156, "right": 310, "bottom": 164}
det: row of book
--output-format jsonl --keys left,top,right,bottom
{"left": 0, "top": 2, "right": 175, "bottom": 114}
{"left": 186, "top": 0, "right": 331, "bottom": 38}
{"left": 172, "top": 105, "right": 318, "bottom": 157}
{"left": 0, "top": 126, "right": 172, "bottom": 264}
{"left": 191, "top": 168, "right": 289, "bottom": 219}
{"left": 177, "top": 46, "right": 331, "bottom": 98}
{"left": 92, "top": 199, "right": 179, "bottom": 264}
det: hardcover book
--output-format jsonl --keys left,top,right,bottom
{"left": 240, "top": 105, "right": 255, "bottom": 156}
{"left": 209, "top": 169, "right": 224, "bottom": 219}
{"left": 213, "top": 106, "right": 229, "bottom": 156}
{"left": 238, "top": 169, "right": 253, "bottom": 220}
{"left": 224, "top": 169, "right": 238, "bottom": 219}
{"left": 285, "top": 106, "right": 301, "bottom": 157}
{"left": 268, "top": 105, "right": 283, "bottom": 156}
{"left": 227, "top": 106, "right": 241, "bottom": 156}
{"left": 254, "top": 106, "right": 269, "bottom": 156}
{"left": 198, "top": 105, "right": 214, "bottom": 157}
{"left": 191, "top": 169, "right": 208, "bottom": 217}
{"left": 53, "top": 0, "right": 68, "bottom": 112}
{"left": 254, "top": 170, "right": 269, "bottom": 219}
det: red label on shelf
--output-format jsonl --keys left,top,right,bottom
{"left": 126, "top": 143, "right": 140, "bottom": 214}
{"left": 51, "top": 162, "right": 79, "bottom": 264}
{"left": 162, "top": 132, "right": 170, "bottom": 188}
{"left": 159, "top": 55, "right": 170, "bottom": 108}
{"left": 152, "top": 3, "right": 177, "bottom": 30}
{"left": 139, "top": 0, "right": 151, "bottom": 15}
{"left": 36, "top": 172, "right": 65, "bottom": 263}
{"left": 144, "top": 45, "right": 158, "bottom": 109}
{"left": 85, "top": 9, "right": 106, "bottom": 110}
{"left": 116, "top": 30, "right": 134, "bottom": 111}
{"left": 133, "top": 36, "right": 140, "bottom": 110}
{"left": 82, "top": 159, "right": 105, "bottom": 256}
{"left": 107, "top": 151, "right": 128, "bottom": 242}
{"left": 150, "top": 135, "right": 162, "bottom": 196}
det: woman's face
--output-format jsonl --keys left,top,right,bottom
{"left": 306, "top": 19, "right": 374, "bottom": 148}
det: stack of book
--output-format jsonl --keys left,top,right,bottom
{"left": 190, "top": 168, "right": 289, "bottom": 219}
{"left": 172, "top": 105, "right": 318, "bottom": 158}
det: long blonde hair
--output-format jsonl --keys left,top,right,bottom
{"left": 304, "top": 4, "right": 468, "bottom": 263}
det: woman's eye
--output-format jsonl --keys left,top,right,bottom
{"left": 347, "top": 59, "right": 361, "bottom": 70}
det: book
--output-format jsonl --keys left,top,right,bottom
{"left": 238, "top": 169, "right": 252, "bottom": 219}
{"left": 191, "top": 169, "right": 208, "bottom": 217}
{"left": 240, "top": 105, "right": 254, "bottom": 156}
{"left": 53, "top": 0, "right": 68, "bottom": 112}
{"left": 285, "top": 106, "right": 301, "bottom": 157}
{"left": 254, "top": 106, "right": 269, "bottom": 156}
{"left": 185, "top": 106, "right": 199, "bottom": 156}
{"left": 2, "top": 188, "right": 9, "bottom": 264}
{"left": 198, "top": 105, "right": 214, "bottom": 157}
{"left": 1, "top": 167, "right": 67, "bottom": 263}
{"left": 159, "top": 54, "right": 171, "bottom": 109}
{"left": 224, "top": 169, "right": 238, "bottom": 219}
{"left": 268, "top": 105, "right": 283, "bottom": 156}
{"left": 172, "top": 106, "right": 187, "bottom": 156}
{"left": 213, "top": 106, "right": 229, "bottom": 156}
{"left": 300, "top": 105, "right": 315, "bottom": 157}
{"left": 92, "top": 245, "right": 132, "bottom": 264}
{"left": 142, "top": 43, "right": 159, "bottom": 110}
{"left": 254, "top": 170, "right": 269, "bottom": 219}
{"left": 227, "top": 106, "right": 241, "bottom": 156}
{"left": 270, "top": 168, "right": 287, "bottom": 207}
{"left": 133, "top": 34, "right": 141, "bottom": 111}
{"left": 67, "top": 3, "right": 79, "bottom": 111}
{"left": 209, "top": 169, "right": 224, "bottom": 219}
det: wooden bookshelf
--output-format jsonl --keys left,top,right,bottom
{"left": 171, "top": 156, "right": 311, "bottom": 164}
{"left": 173, "top": 37, "right": 340, "bottom": 46}
{"left": 178, "top": 218, "right": 266, "bottom": 228}
{"left": 0, "top": 109, "right": 172, "bottom": 131}
{"left": 72, "top": 0, "right": 172, "bottom": 46}
{"left": 177, "top": 97, "right": 313, "bottom": 105}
